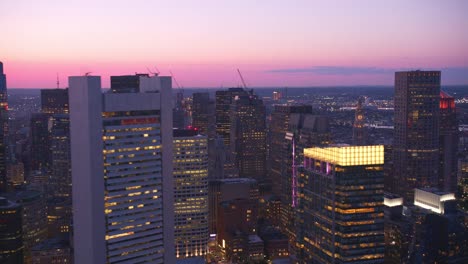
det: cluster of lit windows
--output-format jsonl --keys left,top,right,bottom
{"left": 304, "top": 145, "right": 384, "bottom": 166}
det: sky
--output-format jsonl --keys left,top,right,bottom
{"left": 1, "top": 0, "right": 467, "bottom": 88}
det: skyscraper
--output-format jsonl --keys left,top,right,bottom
{"left": 393, "top": 71, "right": 440, "bottom": 203}
{"left": 439, "top": 91, "right": 458, "bottom": 193}
{"left": 352, "top": 97, "right": 367, "bottom": 146}
{"left": 230, "top": 90, "right": 267, "bottom": 181}
{"left": 191, "top": 92, "right": 213, "bottom": 135}
{"left": 269, "top": 105, "right": 313, "bottom": 198}
{"left": 5, "top": 189, "right": 48, "bottom": 264}
{"left": 30, "top": 113, "right": 51, "bottom": 173}
{"left": 215, "top": 88, "right": 246, "bottom": 148}
{"left": 0, "top": 197, "right": 23, "bottom": 264}
{"left": 173, "top": 129, "right": 209, "bottom": 259}
{"left": 281, "top": 113, "right": 331, "bottom": 255}
{"left": 69, "top": 74, "right": 174, "bottom": 263}
{"left": 0, "top": 62, "right": 8, "bottom": 192}
{"left": 297, "top": 145, "right": 385, "bottom": 263}
{"left": 40, "top": 89, "right": 69, "bottom": 114}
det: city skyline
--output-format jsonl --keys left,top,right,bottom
{"left": 1, "top": 0, "right": 467, "bottom": 88}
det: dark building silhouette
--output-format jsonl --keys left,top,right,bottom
{"left": 230, "top": 90, "right": 267, "bottom": 181}
{"left": 173, "top": 90, "right": 186, "bottom": 129}
{"left": 385, "top": 189, "right": 467, "bottom": 263}
{"left": 208, "top": 178, "right": 258, "bottom": 234}
{"left": 30, "top": 113, "right": 51, "bottom": 173}
{"left": 215, "top": 88, "right": 246, "bottom": 148}
{"left": 439, "top": 91, "right": 458, "bottom": 193}
{"left": 40, "top": 89, "right": 69, "bottom": 114}
{"left": 352, "top": 97, "right": 367, "bottom": 145}
{"left": 393, "top": 71, "right": 440, "bottom": 203}
{"left": 192, "top": 92, "right": 213, "bottom": 135}
{"left": 0, "top": 197, "right": 23, "bottom": 264}
{"left": 0, "top": 62, "right": 8, "bottom": 192}
{"left": 110, "top": 73, "right": 149, "bottom": 93}
{"left": 217, "top": 198, "right": 263, "bottom": 262}
{"left": 5, "top": 189, "right": 48, "bottom": 264}
{"left": 269, "top": 105, "right": 312, "bottom": 197}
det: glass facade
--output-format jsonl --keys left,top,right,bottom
{"left": 297, "top": 145, "right": 385, "bottom": 263}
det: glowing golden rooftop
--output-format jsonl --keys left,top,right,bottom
{"left": 304, "top": 145, "right": 384, "bottom": 166}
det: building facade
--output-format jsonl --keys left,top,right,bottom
{"left": 0, "top": 62, "right": 8, "bottom": 192}
{"left": 191, "top": 92, "right": 213, "bottom": 135}
{"left": 352, "top": 97, "right": 367, "bottom": 146}
{"left": 40, "top": 89, "right": 69, "bottom": 114}
{"left": 0, "top": 197, "right": 23, "bottom": 264}
{"left": 69, "top": 74, "right": 174, "bottom": 263}
{"left": 173, "top": 129, "right": 209, "bottom": 259}
{"left": 269, "top": 105, "right": 313, "bottom": 197}
{"left": 393, "top": 71, "right": 441, "bottom": 203}
{"left": 297, "top": 145, "right": 385, "bottom": 263}
{"left": 230, "top": 90, "right": 267, "bottom": 181}
{"left": 439, "top": 91, "right": 458, "bottom": 193}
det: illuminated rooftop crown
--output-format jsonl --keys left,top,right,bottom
{"left": 304, "top": 145, "right": 384, "bottom": 166}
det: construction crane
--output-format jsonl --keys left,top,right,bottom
{"left": 237, "top": 68, "right": 247, "bottom": 89}
{"left": 169, "top": 70, "right": 183, "bottom": 91}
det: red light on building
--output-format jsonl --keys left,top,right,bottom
{"left": 121, "top": 117, "right": 158, "bottom": 125}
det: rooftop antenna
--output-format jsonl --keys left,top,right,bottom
{"left": 56, "top": 73, "right": 60, "bottom": 89}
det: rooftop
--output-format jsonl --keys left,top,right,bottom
{"left": 304, "top": 145, "right": 384, "bottom": 166}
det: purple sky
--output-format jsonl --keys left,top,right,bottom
{"left": 1, "top": 0, "right": 467, "bottom": 88}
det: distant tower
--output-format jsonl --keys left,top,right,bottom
{"left": 0, "top": 62, "right": 8, "bottom": 192}
{"left": 393, "top": 71, "right": 440, "bottom": 203}
{"left": 439, "top": 91, "right": 458, "bottom": 193}
{"left": 230, "top": 90, "right": 267, "bottom": 181}
{"left": 173, "top": 129, "right": 209, "bottom": 259}
{"left": 353, "top": 97, "right": 367, "bottom": 145}
{"left": 192, "top": 92, "right": 213, "bottom": 134}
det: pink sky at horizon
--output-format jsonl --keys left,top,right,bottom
{"left": 1, "top": 0, "right": 467, "bottom": 88}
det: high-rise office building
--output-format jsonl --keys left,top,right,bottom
{"left": 173, "top": 90, "right": 186, "bottom": 129}
{"left": 40, "top": 89, "right": 69, "bottom": 114}
{"left": 281, "top": 113, "right": 330, "bottom": 255}
{"left": 0, "top": 197, "right": 23, "bottom": 264}
{"left": 230, "top": 90, "right": 267, "bottom": 180}
{"left": 47, "top": 115, "right": 72, "bottom": 237}
{"left": 6, "top": 190, "right": 48, "bottom": 264}
{"left": 192, "top": 92, "right": 213, "bottom": 135}
{"left": 439, "top": 91, "right": 458, "bottom": 193}
{"left": 173, "top": 129, "right": 209, "bottom": 259}
{"left": 0, "top": 62, "right": 8, "bottom": 192}
{"left": 269, "top": 105, "right": 313, "bottom": 197}
{"left": 297, "top": 145, "right": 385, "bottom": 263}
{"left": 393, "top": 71, "right": 440, "bottom": 203}
{"left": 30, "top": 113, "right": 51, "bottom": 173}
{"left": 352, "top": 97, "right": 367, "bottom": 146}
{"left": 215, "top": 88, "right": 246, "bottom": 148}
{"left": 69, "top": 74, "right": 174, "bottom": 263}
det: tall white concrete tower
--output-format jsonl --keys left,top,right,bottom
{"left": 69, "top": 74, "right": 174, "bottom": 264}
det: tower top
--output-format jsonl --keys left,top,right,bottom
{"left": 0, "top": 62, "right": 3, "bottom": 74}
